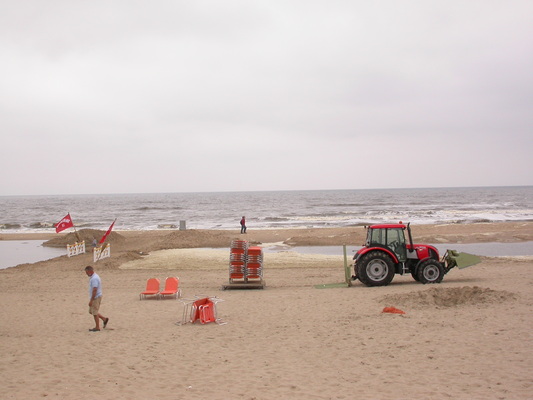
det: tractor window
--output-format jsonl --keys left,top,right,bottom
{"left": 387, "top": 228, "right": 406, "bottom": 261}
{"left": 386, "top": 229, "right": 405, "bottom": 247}
{"left": 368, "top": 228, "right": 384, "bottom": 246}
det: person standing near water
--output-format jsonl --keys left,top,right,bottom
{"left": 240, "top": 216, "right": 247, "bottom": 234}
{"left": 85, "top": 266, "right": 109, "bottom": 332}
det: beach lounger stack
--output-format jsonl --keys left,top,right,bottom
{"left": 229, "top": 239, "right": 248, "bottom": 283}
{"left": 246, "top": 246, "right": 263, "bottom": 281}
{"left": 223, "top": 240, "right": 265, "bottom": 289}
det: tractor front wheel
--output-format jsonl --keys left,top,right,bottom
{"left": 417, "top": 259, "right": 445, "bottom": 284}
{"left": 357, "top": 251, "right": 395, "bottom": 287}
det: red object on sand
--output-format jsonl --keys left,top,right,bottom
{"left": 382, "top": 306, "right": 406, "bottom": 315}
{"left": 191, "top": 298, "right": 216, "bottom": 324}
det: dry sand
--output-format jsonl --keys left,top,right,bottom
{"left": 1, "top": 222, "right": 532, "bottom": 399}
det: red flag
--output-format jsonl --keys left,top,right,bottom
{"left": 99, "top": 219, "right": 116, "bottom": 244}
{"left": 55, "top": 213, "right": 74, "bottom": 233}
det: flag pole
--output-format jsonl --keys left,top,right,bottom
{"left": 95, "top": 243, "right": 102, "bottom": 262}
{"left": 71, "top": 212, "right": 81, "bottom": 242}
{"left": 96, "top": 218, "right": 116, "bottom": 262}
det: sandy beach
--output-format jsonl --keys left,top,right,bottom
{"left": 1, "top": 222, "right": 532, "bottom": 399}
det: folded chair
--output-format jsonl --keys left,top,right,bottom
{"left": 198, "top": 302, "right": 216, "bottom": 324}
{"left": 180, "top": 296, "right": 224, "bottom": 325}
{"left": 159, "top": 277, "right": 182, "bottom": 299}
{"left": 140, "top": 278, "right": 160, "bottom": 300}
{"left": 189, "top": 297, "right": 212, "bottom": 323}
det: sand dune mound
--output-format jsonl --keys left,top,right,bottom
{"left": 381, "top": 286, "right": 516, "bottom": 308}
{"left": 155, "top": 229, "right": 236, "bottom": 249}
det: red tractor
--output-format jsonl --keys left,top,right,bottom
{"left": 352, "top": 223, "right": 476, "bottom": 287}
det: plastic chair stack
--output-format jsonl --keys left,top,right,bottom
{"left": 229, "top": 239, "right": 248, "bottom": 283}
{"left": 246, "top": 246, "right": 264, "bottom": 281}
{"left": 223, "top": 239, "right": 265, "bottom": 289}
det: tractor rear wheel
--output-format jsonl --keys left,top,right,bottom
{"left": 357, "top": 251, "right": 395, "bottom": 287}
{"left": 417, "top": 259, "right": 445, "bottom": 284}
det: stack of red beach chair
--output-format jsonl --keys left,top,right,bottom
{"left": 229, "top": 239, "right": 248, "bottom": 283}
{"left": 228, "top": 240, "right": 264, "bottom": 284}
{"left": 245, "top": 246, "right": 263, "bottom": 281}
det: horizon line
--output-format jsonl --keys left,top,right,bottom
{"left": 1, "top": 184, "right": 532, "bottom": 197}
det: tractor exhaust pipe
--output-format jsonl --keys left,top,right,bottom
{"left": 407, "top": 222, "right": 414, "bottom": 248}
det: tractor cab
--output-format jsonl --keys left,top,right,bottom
{"left": 365, "top": 223, "right": 408, "bottom": 262}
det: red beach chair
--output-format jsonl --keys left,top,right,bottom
{"left": 159, "top": 277, "right": 182, "bottom": 299}
{"left": 180, "top": 296, "right": 224, "bottom": 325}
{"left": 190, "top": 298, "right": 212, "bottom": 323}
{"left": 199, "top": 303, "right": 216, "bottom": 324}
{"left": 140, "top": 278, "right": 160, "bottom": 300}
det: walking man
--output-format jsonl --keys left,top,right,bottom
{"left": 85, "top": 266, "right": 109, "bottom": 332}
{"left": 240, "top": 216, "right": 247, "bottom": 234}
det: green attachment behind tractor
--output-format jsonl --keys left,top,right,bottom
{"left": 444, "top": 250, "right": 482, "bottom": 271}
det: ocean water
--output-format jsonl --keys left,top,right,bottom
{"left": 0, "top": 186, "right": 532, "bottom": 233}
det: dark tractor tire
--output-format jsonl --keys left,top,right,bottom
{"left": 417, "top": 259, "right": 445, "bottom": 284}
{"left": 411, "top": 270, "right": 420, "bottom": 281}
{"left": 357, "top": 251, "right": 396, "bottom": 287}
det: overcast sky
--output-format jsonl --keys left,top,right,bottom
{"left": 1, "top": 1, "right": 532, "bottom": 196}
